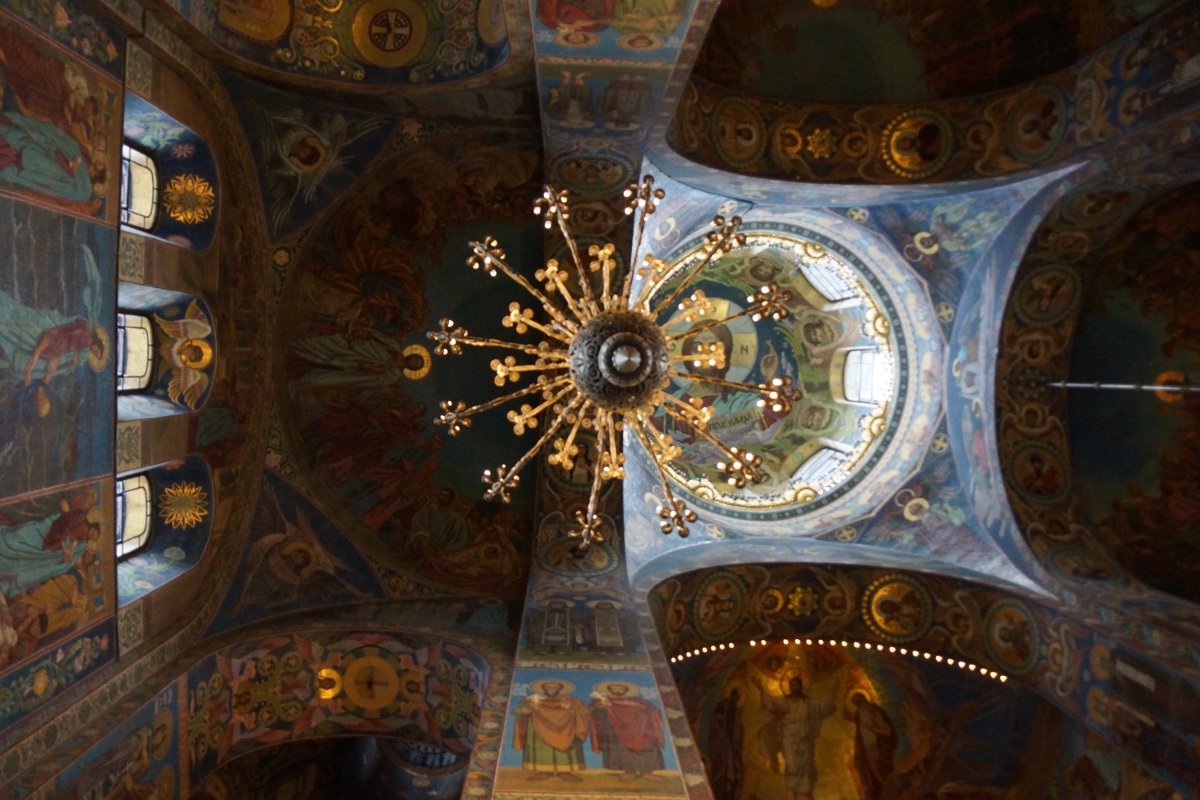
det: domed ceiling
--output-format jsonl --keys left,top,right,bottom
{"left": 649, "top": 229, "right": 897, "bottom": 511}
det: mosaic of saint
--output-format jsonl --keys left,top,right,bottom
{"left": 650, "top": 231, "right": 894, "bottom": 509}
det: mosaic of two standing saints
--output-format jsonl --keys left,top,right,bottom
{"left": 217, "top": 0, "right": 507, "bottom": 79}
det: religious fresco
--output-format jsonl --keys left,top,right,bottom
{"left": 219, "top": 72, "right": 396, "bottom": 241}
{"left": 648, "top": 562, "right": 1200, "bottom": 794}
{"left": 531, "top": 0, "right": 708, "bottom": 198}
{"left": 0, "top": 479, "right": 114, "bottom": 679}
{"left": 274, "top": 130, "right": 543, "bottom": 598}
{"left": 496, "top": 667, "right": 684, "bottom": 798}
{"left": 682, "top": 638, "right": 1052, "bottom": 800}
{"left": 0, "top": 9, "right": 121, "bottom": 222}
{"left": 1065, "top": 183, "right": 1200, "bottom": 603}
{"left": 692, "top": 0, "right": 1172, "bottom": 104}
{"left": 1056, "top": 727, "right": 1187, "bottom": 800}
{"left": 649, "top": 228, "right": 896, "bottom": 511}
{"left": 207, "top": 471, "right": 383, "bottom": 633}
{"left": 668, "top": 3, "right": 1199, "bottom": 185}
{"left": 116, "top": 283, "right": 218, "bottom": 420}
{"left": 162, "top": 0, "right": 510, "bottom": 86}
{"left": 992, "top": 166, "right": 1200, "bottom": 610}
{"left": 0, "top": 0, "right": 124, "bottom": 78}
{"left": 0, "top": 197, "right": 115, "bottom": 501}
{"left": 123, "top": 92, "right": 220, "bottom": 250}
{"left": 185, "top": 629, "right": 488, "bottom": 789}
{"left": 54, "top": 681, "right": 181, "bottom": 800}
{"left": 116, "top": 456, "right": 214, "bottom": 606}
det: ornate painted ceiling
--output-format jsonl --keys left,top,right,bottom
{"left": 0, "top": 0, "right": 1198, "bottom": 798}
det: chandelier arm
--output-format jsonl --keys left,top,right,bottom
{"left": 659, "top": 401, "right": 762, "bottom": 484}
{"left": 473, "top": 243, "right": 578, "bottom": 331}
{"left": 493, "top": 361, "right": 568, "bottom": 380}
{"left": 630, "top": 414, "right": 691, "bottom": 537}
{"left": 438, "top": 376, "right": 573, "bottom": 425}
{"left": 659, "top": 391, "right": 712, "bottom": 428}
{"left": 666, "top": 370, "right": 801, "bottom": 408}
{"left": 509, "top": 382, "right": 579, "bottom": 430}
{"left": 603, "top": 411, "right": 623, "bottom": 478}
{"left": 663, "top": 305, "right": 767, "bottom": 342}
{"left": 546, "top": 270, "right": 588, "bottom": 323}
{"left": 649, "top": 218, "right": 742, "bottom": 317}
{"left": 504, "top": 311, "right": 576, "bottom": 345}
{"left": 577, "top": 437, "right": 609, "bottom": 549}
{"left": 449, "top": 334, "right": 566, "bottom": 358}
{"left": 483, "top": 393, "right": 584, "bottom": 501}
{"left": 544, "top": 189, "right": 601, "bottom": 319}
{"left": 549, "top": 399, "right": 592, "bottom": 472}
{"left": 622, "top": 180, "right": 655, "bottom": 307}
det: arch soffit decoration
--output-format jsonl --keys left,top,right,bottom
{"left": 666, "top": 4, "right": 1199, "bottom": 188}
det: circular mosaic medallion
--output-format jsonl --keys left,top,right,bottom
{"left": 881, "top": 109, "right": 954, "bottom": 180}
{"left": 1014, "top": 263, "right": 1081, "bottom": 326}
{"left": 341, "top": 647, "right": 406, "bottom": 717}
{"left": 477, "top": 0, "right": 506, "bottom": 44}
{"left": 711, "top": 98, "right": 766, "bottom": 168}
{"left": 862, "top": 575, "right": 933, "bottom": 643}
{"left": 984, "top": 598, "right": 1039, "bottom": 675}
{"left": 1007, "top": 442, "right": 1070, "bottom": 505}
{"left": 551, "top": 150, "right": 634, "bottom": 195}
{"left": 1005, "top": 84, "right": 1068, "bottom": 165}
{"left": 1059, "top": 183, "right": 1145, "bottom": 228}
{"left": 536, "top": 535, "right": 619, "bottom": 577}
{"left": 1046, "top": 545, "right": 1121, "bottom": 583}
{"left": 693, "top": 569, "right": 748, "bottom": 642}
{"left": 352, "top": 0, "right": 428, "bottom": 67}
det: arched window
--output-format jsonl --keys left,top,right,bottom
{"left": 842, "top": 348, "right": 893, "bottom": 405}
{"left": 798, "top": 259, "right": 857, "bottom": 303}
{"left": 115, "top": 474, "right": 152, "bottom": 558}
{"left": 120, "top": 143, "right": 159, "bottom": 231}
{"left": 792, "top": 447, "right": 848, "bottom": 486}
{"left": 116, "top": 312, "right": 154, "bottom": 392}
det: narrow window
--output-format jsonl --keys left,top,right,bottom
{"left": 120, "top": 143, "right": 159, "bottom": 230}
{"left": 116, "top": 312, "right": 154, "bottom": 392}
{"left": 115, "top": 475, "right": 152, "bottom": 558}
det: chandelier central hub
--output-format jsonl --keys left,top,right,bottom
{"left": 569, "top": 311, "right": 669, "bottom": 409}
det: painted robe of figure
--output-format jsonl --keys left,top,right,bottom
{"left": 706, "top": 688, "right": 745, "bottom": 800}
{"left": 0, "top": 501, "right": 95, "bottom": 597}
{"left": 756, "top": 676, "right": 835, "bottom": 800}
{"left": 848, "top": 693, "right": 897, "bottom": 800}
{"left": 513, "top": 681, "right": 590, "bottom": 778}
{"left": 588, "top": 684, "right": 665, "bottom": 778}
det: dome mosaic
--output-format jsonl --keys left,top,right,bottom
{"left": 647, "top": 228, "right": 900, "bottom": 513}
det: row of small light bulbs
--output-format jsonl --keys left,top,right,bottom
{"left": 669, "top": 637, "right": 1009, "bottom": 682}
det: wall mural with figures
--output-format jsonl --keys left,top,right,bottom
{"left": 996, "top": 178, "right": 1200, "bottom": 605}
{"left": 650, "top": 563, "right": 1200, "bottom": 796}
{"left": 273, "top": 129, "right": 545, "bottom": 599}
{"left": 669, "top": 2, "right": 1200, "bottom": 185}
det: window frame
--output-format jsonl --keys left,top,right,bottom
{"left": 116, "top": 312, "right": 155, "bottom": 393}
{"left": 120, "top": 142, "right": 160, "bottom": 231}
{"left": 115, "top": 474, "right": 153, "bottom": 559}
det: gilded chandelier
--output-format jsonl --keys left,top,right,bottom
{"left": 427, "top": 177, "right": 797, "bottom": 551}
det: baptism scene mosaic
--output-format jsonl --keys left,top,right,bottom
{"left": 0, "top": 0, "right": 1196, "bottom": 798}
